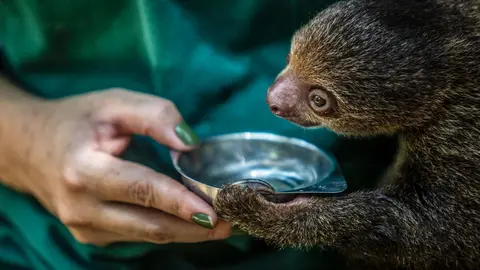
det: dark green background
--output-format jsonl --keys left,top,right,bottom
{"left": 0, "top": 1, "right": 397, "bottom": 269}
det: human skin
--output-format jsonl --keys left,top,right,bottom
{"left": 0, "top": 75, "right": 232, "bottom": 246}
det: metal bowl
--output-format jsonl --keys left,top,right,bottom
{"left": 171, "top": 132, "right": 347, "bottom": 205}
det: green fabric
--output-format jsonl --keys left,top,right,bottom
{"left": 0, "top": 0, "right": 398, "bottom": 269}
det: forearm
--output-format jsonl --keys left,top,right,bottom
{"left": 215, "top": 186, "right": 431, "bottom": 262}
{"left": 0, "top": 75, "right": 45, "bottom": 192}
{"left": 294, "top": 191, "right": 420, "bottom": 251}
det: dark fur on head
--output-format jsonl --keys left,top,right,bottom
{"left": 214, "top": 0, "right": 480, "bottom": 269}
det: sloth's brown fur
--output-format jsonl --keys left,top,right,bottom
{"left": 214, "top": 0, "right": 480, "bottom": 269}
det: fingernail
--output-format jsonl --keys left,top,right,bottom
{"left": 175, "top": 121, "right": 200, "bottom": 146}
{"left": 191, "top": 213, "right": 214, "bottom": 229}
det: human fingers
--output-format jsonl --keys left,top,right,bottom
{"left": 94, "top": 89, "right": 199, "bottom": 151}
{"left": 94, "top": 202, "right": 232, "bottom": 244}
{"left": 75, "top": 150, "right": 219, "bottom": 229}
{"left": 68, "top": 227, "right": 142, "bottom": 246}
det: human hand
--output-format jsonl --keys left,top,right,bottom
{"left": 2, "top": 88, "right": 231, "bottom": 246}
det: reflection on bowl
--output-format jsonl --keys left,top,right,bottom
{"left": 171, "top": 132, "right": 347, "bottom": 205}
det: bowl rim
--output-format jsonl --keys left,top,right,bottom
{"left": 170, "top": 132, "right": 336, "bottom": 190}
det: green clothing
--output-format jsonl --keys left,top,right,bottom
{"left": 0, "top": 0, "right": 397, "bottom": 269}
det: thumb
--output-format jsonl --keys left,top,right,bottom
{"left": 96, "top": 95, "right": 199, "bottom": 151}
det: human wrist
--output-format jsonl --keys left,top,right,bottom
{"left": 0, "top": 75, "right": 49, "bottom": 193}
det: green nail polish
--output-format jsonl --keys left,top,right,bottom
{"left": 192, "top": 213, "right": 214, "bottom": 229}
{"left": 175, "top": 122, "right": 200, "bottom": 146}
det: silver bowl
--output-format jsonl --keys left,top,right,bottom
{"left": 171, "top": 132, "right": 347, "bottom": 205}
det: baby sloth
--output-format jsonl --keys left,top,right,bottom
{"left": 213, "top": 0, "right": 480, "bottom": 269}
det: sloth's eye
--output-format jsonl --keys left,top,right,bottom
{"left": 308, "top": 88, "right": 336, "bottom": 115}
{"left": 310, "top": 94, "right": 327, "bottom": 107}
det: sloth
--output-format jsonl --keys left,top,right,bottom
{"left": 213, "top": 0, "right": 480, "bottom": 269}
